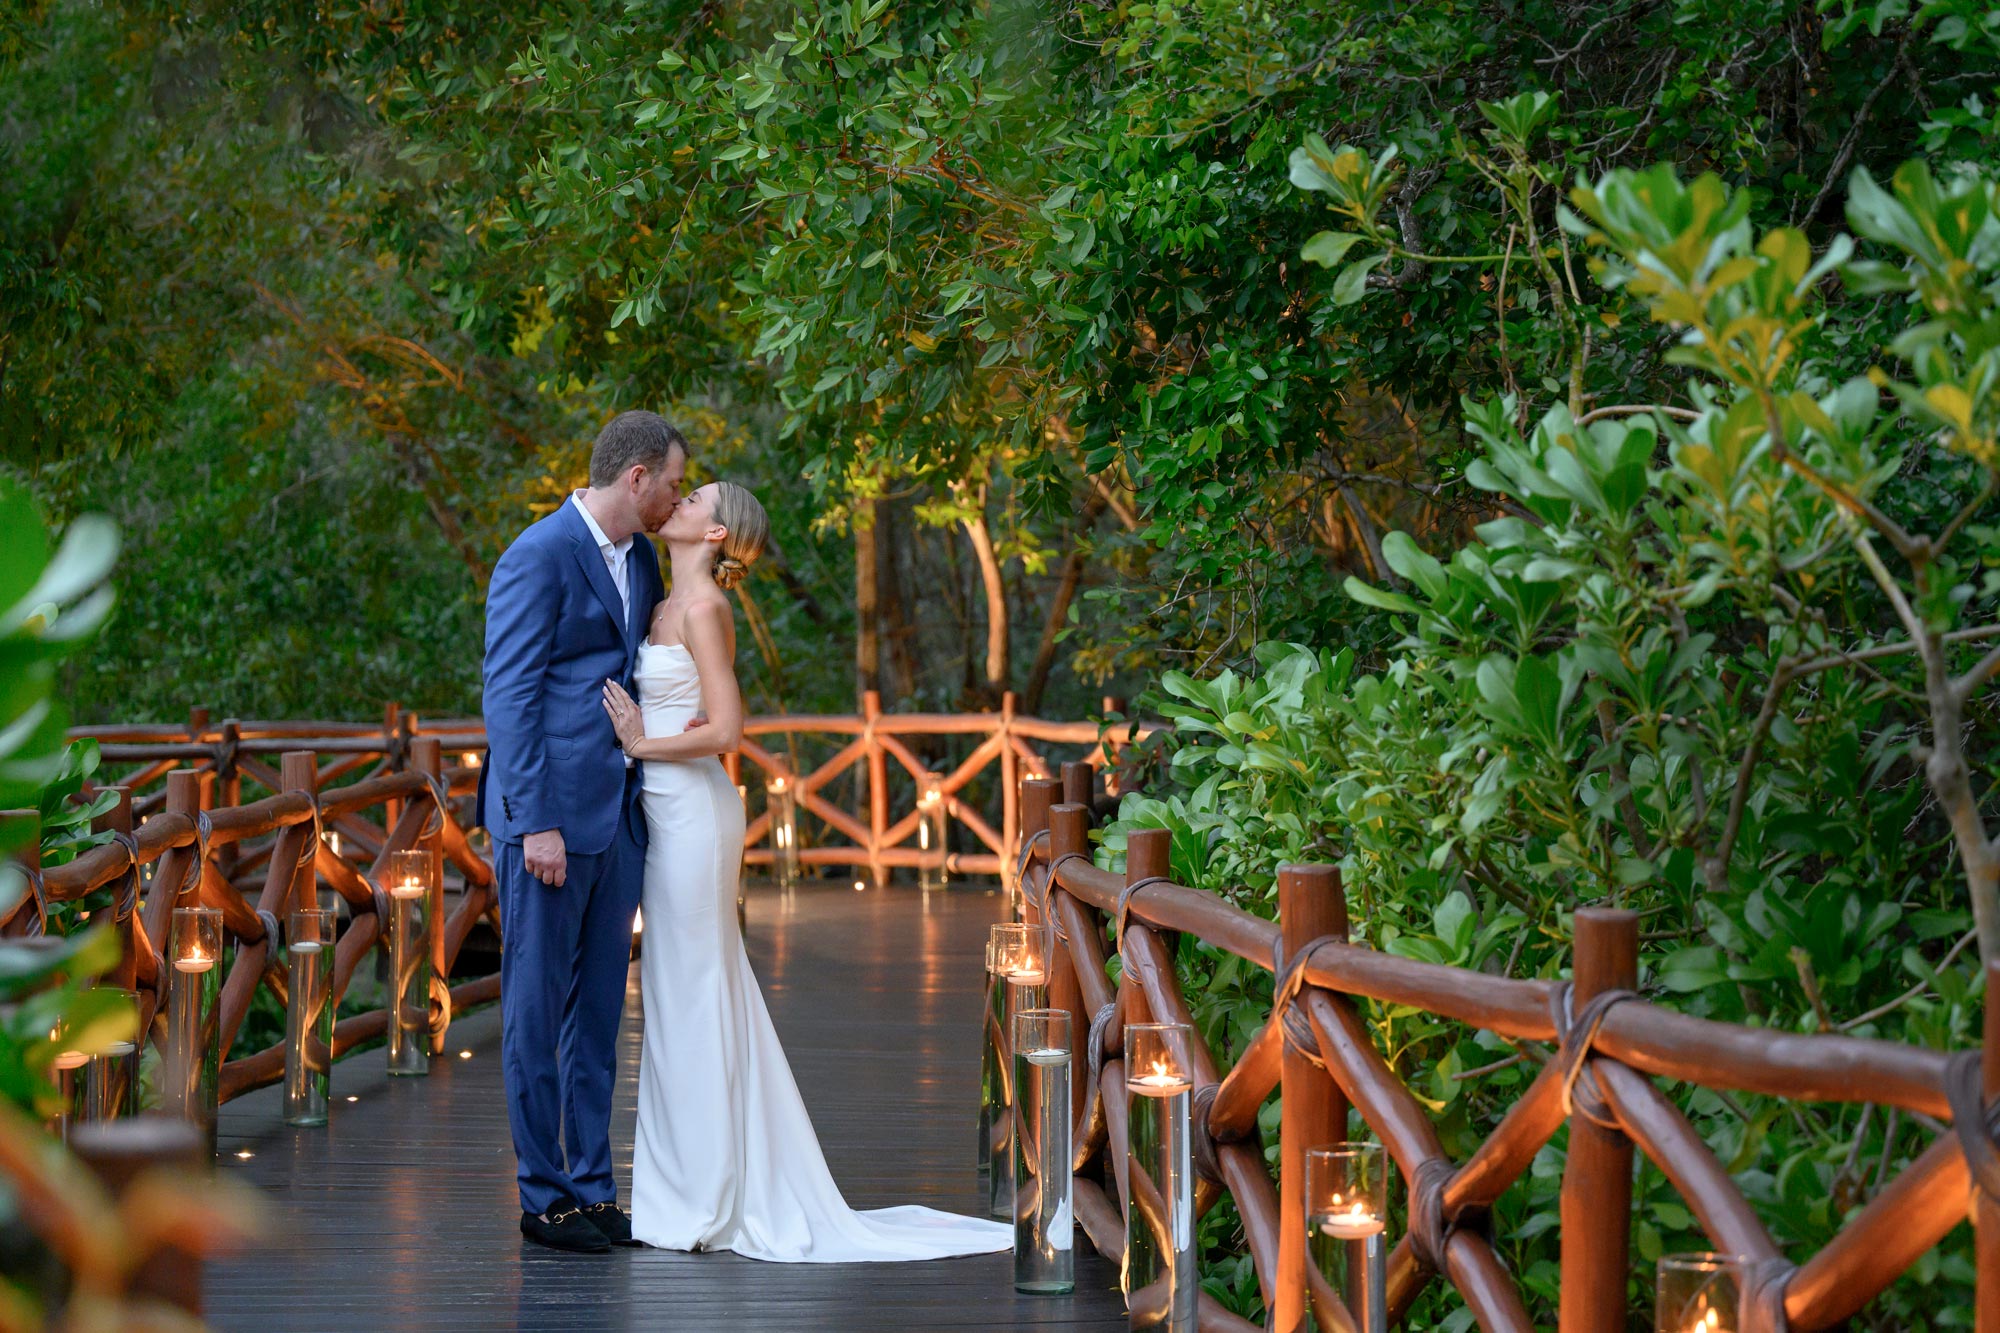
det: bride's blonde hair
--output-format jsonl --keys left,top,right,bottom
{"left": 709, "top": 482, "right": 768, "bottom": 591}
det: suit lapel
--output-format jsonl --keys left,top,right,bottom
{"left": 561, "top": 502, "right": 628, "bottom": 642}
{"left": 624, "top": 543, "right": 652, "bottom": 650}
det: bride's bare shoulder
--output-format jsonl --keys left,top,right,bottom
{"left": 683, "top": 596, "right": 736, "bottom": 652}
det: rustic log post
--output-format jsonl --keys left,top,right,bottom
{"left": 1980, "top": 959, "right": 2000, "bottom": 1333}
{"left": 1558, "top": 908, "right": 1639, "bottom": 1333}
{"left": 413, "top": 738, "right": 448, "bottom": 1052}
{"left": 141, "top": 772, "right": 204, "bottom": 962}
{"left": 1048, "top": 803, "right": 1092, "bottom": 1127}
{"left": 1276, "top": 863, "right": 1348, "bottom": 1333}
{"left": 1000, "top": 691, "right": 1019, "bottom": 897}
{"left": 185, "top": 707, "right": 209, "bottom": 740}
{"left": 1019, "top": 778, "right": 1061, "bottom": 927}
{"left": 282, "top": 752, "right": 319, "bottom": 917}
{"left": 863, "top": 690, "right": 887, "bottom": 889}
{"left": 214, "top": 719, "right": 242, "bottom": 880}
{"left": 95, "top": 787, "right": 139, "bottom": 989}
{"left": 69, "top": 1117, "right": 207, "bottom": 1315}
{"left": 1061, "top": 760, "right": 1094, "bottom": 814}
{"left": 382, "top": 703, "right": 403, "bottom": 834}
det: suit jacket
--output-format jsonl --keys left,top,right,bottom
{"left": 476, "top": 501, "right": 666, "bottom": 854}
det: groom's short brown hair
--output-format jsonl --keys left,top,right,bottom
{"left": 589, "top": 410, "right": 690, "bottom": 488}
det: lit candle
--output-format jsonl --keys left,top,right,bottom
{"left": 390, "top": 876, "right": 426, "bottom": 900}
{"left": 462, "top": 751, "right": 482, "bottom": 769}
{"left": 175, "top": 942, "right": 215, "bottom": 973}
{"left": 1685, "top": 1306, "right": 1724, "bottom": 1333}
{"left": 49, "top": 1028, "right": 88, "bottom": 1071}
{"left": 1319, "top": 1195, "right": 1385, "bottom": 1239}
{"left": 1127, "top": 1056, "right": 1191, "bottom": 1096}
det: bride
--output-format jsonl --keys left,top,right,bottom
{"left": 599, "top": 480, "right": 1010, "bottom": 1262}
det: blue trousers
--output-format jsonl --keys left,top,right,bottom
{"left": 496, "top": 811, "right": 643, "bottom": 1216}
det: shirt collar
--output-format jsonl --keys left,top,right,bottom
{"left": 571, "top": 491, "right": 633, "bottom": 557}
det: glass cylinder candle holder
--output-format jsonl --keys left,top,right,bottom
{"left": 988, "top": 924, "right": 1048, "bottom": 1217}
{"left": 1307, "top": 1142, "right": 1388, "bottom": 1333}
{"left": 1012, "top": 1009, "right": 1073, "bottom": 1293}
{"left": 165, "top": 906, "right": 224, "bottom": 1153}
{"left": 384, "top": 849, "right": 432, "bottom": 1078}
{"left": 1656, "top": 1253, "right": 1747, "bottom": 1333}
{"left": 977, "top": 923, "right": 1023, "bottom": 1184}
{"left": 1124, "top": 1022, "right": 1197, "bottom": 1332}
{"left": 45, "top": 1019, "right": 90, "bottom": 1143}
{"left": 84, "top": 988, "right": 140, "bottom": 1123}
{"left": 767, "top": 776, "right": 801, "bottom": 891}
{"left": 918, "top": 773, "right": 948, "bottom": 893}
{"left": 285, "top": 908, "right": 335, "bottom": 1126}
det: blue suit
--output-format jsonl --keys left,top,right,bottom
{"left": 477, "top": 500, "right": 664, "bottom": 1216}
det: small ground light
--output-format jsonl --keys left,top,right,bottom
{"left": 235, "top": 1150, "right": 254, "bottom": 1160}
{"left": 458, "top": 1050, "right": 473, "bottom": 1059}
{"left": 346, "top": 1095, "right": 359, "bottom": 1103}
{"left": 854, "top": 880, "right": 865, "bottom": 892}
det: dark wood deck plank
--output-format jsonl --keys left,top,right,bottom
{"left": 207, "top": 881, "right": 1126, "bottom": 1332}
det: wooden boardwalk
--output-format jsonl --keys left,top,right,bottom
{"left": 206, "top": 881, "right": 1126, "bottom": 1332}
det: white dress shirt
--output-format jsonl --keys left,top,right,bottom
{"left": 572, "top": 491, "right": 637, "bottom": 768}
{"left": 571, "top": 491, "right": 633, "bottom": 629}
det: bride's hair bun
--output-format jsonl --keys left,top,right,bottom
{"left": 708, "top": 482, "right": 768, "bottom": 592}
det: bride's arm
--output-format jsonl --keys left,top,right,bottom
{"left": 602, "top": 601, "right": 742, "bottom": 760}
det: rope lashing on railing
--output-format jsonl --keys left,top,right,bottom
{"left": 418, "top": 770, "right": 452, "bottom": 839}
{"left": 178, "top": 809, "right": 214, "bottom": 903}
{"left": 1187, "top": 1082, "right": 1226, "bottom": 1185}
{"left": 1741, "top": 1257, "right": 1797, "bottom": 1333}
{"left": 1113, "top": 876, "right": 1175, "bottom": 947}
{"left": 1547, "top": 981, "right": 1638, "bottom": 1130}
{"left": 1406, "top": 1156, "right": 1490, "bottom": 1273}
{"left": 1071, "top": 999, "right": 1121, "bottom": 1173}
{"left": 1946, "top": 1049, "right": 2000, "bottom": 1204}
{"left": 1269, "top": 934, "right": 1347, "bottom": 1073}
{"left": 1043, "top": 852, "right": 1095, "bottom": 947}
{"left": 1013, "top": 828, "right": 1050, "bottom": 892}
{"left": 108, "top": 831, "right": 141, "bottom": 922}
{"left": 19, "top": 865, "right": 47, "bottom": 938}
{"left": 256, "top": 908, "right": 281, "bottom": 952}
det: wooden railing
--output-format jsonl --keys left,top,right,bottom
{"left": 3, "top": 738, "right": 495, "bottom": 1104}
{"left": 66, "top": 693, "right": 1147, "bottom": 891}
{"left": 1009, "top": 768, "right": 2000, "bottom": 1331}
{"left": 4, "top": 699, "right": 1140, "bottom": 1107}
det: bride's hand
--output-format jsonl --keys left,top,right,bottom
{"left": 602, "top": 680, "right": 646, "bottom": 751}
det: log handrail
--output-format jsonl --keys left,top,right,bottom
{"left": 1007, "top": 779, "right": 2000, "bottom": 1331}
{"left": 4, "top": 740, "right": 499, "bottom": 1106}
{"left": 69, "top": 694, "right": 1152, "bottom": 889}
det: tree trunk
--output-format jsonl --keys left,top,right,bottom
{"left": 1024, "top": 487, "right": 1108, "bottom": 714}
{"left": 961, "top": 489, "right": 1009, "bottom": 707}
{"left": 880, "top": 496, "right": 915, "bottom": 702}
{"left": 855, "top": 499, "right": 881, "bottom": 706}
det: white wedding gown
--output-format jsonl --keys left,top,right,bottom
{"left": 626, "top": 641, "right": 1011, "bottom": 1261}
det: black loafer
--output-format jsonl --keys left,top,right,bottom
{"left": 582, "top": 1201, "right": 639, "bottom": 1246}
{"left": 521, "top": 1203, "right": 611, "bottom": 1253}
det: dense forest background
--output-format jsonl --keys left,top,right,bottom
{"left": 5, "top": 0, "right": 1970, "bottom": 726}
{"left": 13, "top": 1, "right": 2000, "bottom": 1326}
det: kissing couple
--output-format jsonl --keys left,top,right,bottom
{"left": 475, "top": 410, "right": 1009, "bottom": 1261}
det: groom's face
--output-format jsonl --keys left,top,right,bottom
{"left": 637, "top": 446, "right": 688, "bottom": 532}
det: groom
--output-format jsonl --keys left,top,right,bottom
{"left": 477, "top": 410, "right": 685, "bottom": 1253}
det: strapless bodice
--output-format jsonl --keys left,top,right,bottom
{"left": 636, "top": 641, "right": 703, "bottom": 730}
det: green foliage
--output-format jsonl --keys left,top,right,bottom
{"left": 0, "top": 480, "right": 136, "bottom": 1116}
{"left": 1101, "top": 133, "right": 2000, "bottom": 1323}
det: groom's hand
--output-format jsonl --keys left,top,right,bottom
{"left": 523, "top": 828, "right": 567, "bottom": 887}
